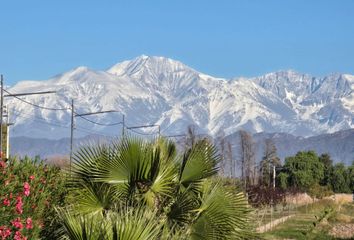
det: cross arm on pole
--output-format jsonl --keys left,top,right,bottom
{"left": 127, "top": 124, "right": 159, "bottom": 130}
{"left": 4, "top": 91, "right": 57, "bottom": 98}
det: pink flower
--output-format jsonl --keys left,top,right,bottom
{"left": 0, "top": 225, "right": 11, "bottom": 239}
{"left": 23, "top": 182, "right": 30, "bottom": 197}
{"left": 0, "top": 161, "right": 6, "bottom": 169}
{"left": 15, "top": 196, "right": 23, "bottom": 214}
{"left": 11, "top": 218, "right": 23, "bottom": 229}
{"left": 2, "top": 198, "right": 10, "bottom": 207}
{"left": 25, "top": 218, "right": 33, "bottom": 230}
{"left": 29, "top": 175, "right": 35, "bottom": 181}
{"left": 14, "top": 231, "right": 24, "bottom": 240}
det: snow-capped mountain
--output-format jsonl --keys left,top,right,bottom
{"left": 5, "top": 55, "right": 354, "bottom": 139}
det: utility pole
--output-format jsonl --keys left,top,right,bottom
{"left": 70, "top": 99, "right": 74, "bottom": 174}
{"left": 122, "top": 114, "right": 125, "bottom": 137}
{"left": 69, "top": 103, "right": 117, "bottom": 173}
{"left": 273, "top": 165, "right": 276, "bottom": 189}
{"left": 0, "top": 75, "right": 3, "bottom": 161}
{"left": 1, "top": 85, "right": 57, "bottom": 161}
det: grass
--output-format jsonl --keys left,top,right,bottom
{"left": 262, "top": 200, "right": 354, "bottom": 240}
{"left": 253, "top": 204, "right": 297, "bottom": 227}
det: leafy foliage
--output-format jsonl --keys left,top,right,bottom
{"left": 330, "top": 163, "right": 351, "bottom": 193}
{"left": 58, "top": 137, "right": 255, "bottom": 240}
{"left": 0, "top": 156, "right": 66, "bottom": 239}
{"left": 283, "top": 151, "right": 324, "bottom": 191}
{"left": 277, "top": 151, "right": 353, "bottom": 195}
{"left": 246, "top": 185, "right": 286, "bottom": 208}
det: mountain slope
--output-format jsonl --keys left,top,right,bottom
{"left": 10, "top": 129, "right": 354, "bottom": 165}
{"left": 5, "top": 55, "right": 354, "bottom": 139}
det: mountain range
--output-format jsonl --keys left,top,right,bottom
{"left": 4, "top": 55, "right": 354, "bottom": 164}
{"left": 5, "top": 55, "right": 353, "bottom": 140}
{"left": 9, "top": 129, "right": 354, "bottom": 165}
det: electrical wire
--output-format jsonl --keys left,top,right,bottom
{"left": 10, "top": 109, "right": 70, "bottom": 126}
{"left": 4, "top": 88, "right": 189, "bottom": 139}
{"left": 75, "top": 127, "right": 113, "bottom": 138}
{"left": 5, "top": 88, "right": 122, "bottom": 126}
{"left": 9, "top": 110, "right": 70, "bottom": 129}
{"left": 3, "top": 89, "right": 69, "bottom": 111}
{"left": 126, "top": 127, "right": 158, "bottom": 136}
{"left": 76, "top": 115, "right": 123, "bottom": 126}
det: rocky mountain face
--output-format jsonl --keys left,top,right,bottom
{"left": 5, "top": 55, "right": 353, "bottom": 140}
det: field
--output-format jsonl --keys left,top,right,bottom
{"left": 262, "top": 198, "right": 354, "bottom": 240}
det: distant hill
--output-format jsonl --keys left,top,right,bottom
{"left": 10, "top": 129, "right": 354, "bottom": 166}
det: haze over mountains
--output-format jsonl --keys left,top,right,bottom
{"left": 6, "top": 55, "right": 354, "bottom": 140}
{"left": 3, "top": 55, "right": 353, "bottom": 164}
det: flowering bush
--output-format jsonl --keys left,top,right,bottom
{"left": 0, "top": 156, "right": 66, "bottom": 239}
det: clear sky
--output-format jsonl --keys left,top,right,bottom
{"left": 1, "top": 0, "right": 354, "bottom": 85}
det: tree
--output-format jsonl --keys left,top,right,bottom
{"left": 330, "top": 163, "right": 351, "bottom": 193}
{"left": 259, "top": 139, "right": 280, "bottom": 187}
{"left": 319, "top": 153, "right": 333, "bottom": 186}
{"left": 277, "top": 172, "right": 289, "bottom": 190}
{"left": 239, "top": 130, "right": 256, "bottom": 188}
{"left": 283, "top": 151, "right": 324, "bottom": 191}
{"left": 349, "top": 162, "right": 354, "bottom": 192}
{"left": 58, "top": 137, "right": 256, "bottom": 240}
{"left": 218, "top": 134, "right": 235, "bottom": 178}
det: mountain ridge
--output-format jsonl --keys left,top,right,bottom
{"left": 5, "top": 55, "right": 354, "bottom": 139}
{"left": 10, "top": 129, "right": 354, "bottom": 165}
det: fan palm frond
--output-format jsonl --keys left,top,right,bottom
{"left": 67, "top": 182, "right": 115, "bottom": 216}
{"left": 57, "top": 209, "right": 108, "bottom": 240}
{"left": 189, "top": 181, "right": 251, "bottom": 240}
{"left": 179, "top": 139, "right": 220, "bottom": 190}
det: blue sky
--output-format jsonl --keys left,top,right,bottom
{"left": 1, "top": 0, "right": 354, "bottom": 85}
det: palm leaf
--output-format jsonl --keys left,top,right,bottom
{"left": 57, "top": 209, "right": 108, "bottom": 240}
{"left": 189, "top": 181, "right": 251, "bottom": 240}
{"left": 179, "top": 139, "right": 220, "bottom": 190}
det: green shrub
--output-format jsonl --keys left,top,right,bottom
{"left": 0, "top": 156, "right": 66, "bottom": 239}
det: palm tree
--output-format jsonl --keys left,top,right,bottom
{"left": 58, "top": 137, "right": 256, "bottom": 240}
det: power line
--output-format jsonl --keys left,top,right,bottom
{"left": 10, "top": 109, "right": 69, "bottom": 126}
{"left": 9, "top": 110, "right": 70, "bottom": 129}
{"left": 164, "top": 134, "right": 187, "bottom": 138}
{"left": 4, "top": 88, "right": 192, "bottom": 140}
{"left": 75, "top": 127, "right": 113, "bottom": 138}
{"left": 126, "top": 127, "right": 158, "bottom": 136}
{"left": 3, "top": 89, "right": 69, "bottom": 111}
{"left": 76, "top": 115, "right": 123, "bottom": 126}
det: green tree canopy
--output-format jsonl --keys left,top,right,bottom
{"left": 330, "top": 163, "right": 351, "bottom": 193}
{"left": 319, "top": 153, "right": 333, "bottom": 186}
{"left": 283, "top": 151, "right": 324, "bottom": 191}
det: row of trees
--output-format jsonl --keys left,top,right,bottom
{"left": 217, "top": 129, "right": 353, "bottom": 195}
{"left": 219, "top": 130, "right": 280, "bottom": 189}
{"left": 278, "top": 151, "right": 354, "bottom": 194}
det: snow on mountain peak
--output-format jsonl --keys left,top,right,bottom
{"left": 107, "top": 55, "right": 196, "bottom": 77}
{"left": 5, "top": 56, "right": 354, "bottom": 139}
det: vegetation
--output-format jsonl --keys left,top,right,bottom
{"left": 277, "top": 151, "right": 354, "bottom": 196}
{"left": 0, "top": 156, "right": 66, "bottom": 239}
{"left": 263, "top": 200, "right": 354, "bottom": 240}
{"left": 57, "top": 137, "right": 256, "bottom": 240}
{"left": 259, "top": 139, "right": 280, "bottom": 188}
